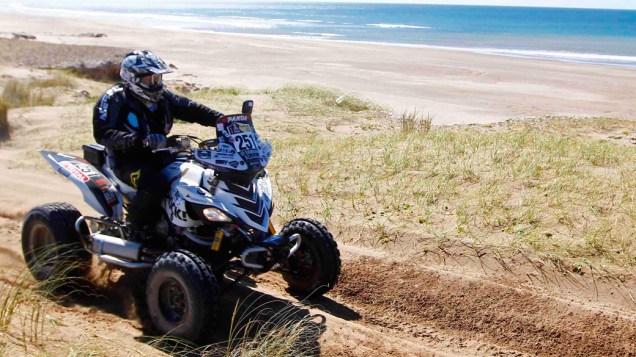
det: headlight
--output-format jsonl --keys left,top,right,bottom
{"left": 202, "top": 207, "right": 232, "bottom": 222}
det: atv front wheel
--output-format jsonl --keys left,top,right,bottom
{"left": 279, "top": 218, "right": 341, "bottom": 298}
{"left": 146, "top": 250, "right": 219, "bottom": 341}
{"left": 21, "top": 202, "right": 91, "bottom": 282}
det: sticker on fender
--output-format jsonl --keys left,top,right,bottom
{"left": 212, "top": 230, "right": 223, "bottom": 251}
{"left": 60, "top": 161, "right": 90, "bottom": 182}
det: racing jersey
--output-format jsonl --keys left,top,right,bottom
{"left": 93, "top": 83, "right": 223, "bottom": 162}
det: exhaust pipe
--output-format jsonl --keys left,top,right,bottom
{"left": 75, "top": 216, "right": 155, "bottom": 269}
{"left": 98, "top": 254, "right": 152, "bottom": 269}
{"left": 91, "top": 233, "right": 142, "bottom": 261}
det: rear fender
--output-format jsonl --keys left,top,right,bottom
{"left": 40, "top": 150, "right": 120, "bottom": 217}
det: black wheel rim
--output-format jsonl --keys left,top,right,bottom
{"left": 158, "top": 278, "right": 188, "bottom": 323}
{"left": 28, "top": 222, "right": 57, "bottom": 279}
{"left": 289, "top": 245, "right": 316, "bottom": 277}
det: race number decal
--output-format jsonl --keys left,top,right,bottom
{"left": 235, "top": 133, "right": 257, "bottom": 151}
{"left": 60, "top": 161, "right": 90, "bottom": 182}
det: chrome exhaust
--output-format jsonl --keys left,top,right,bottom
{"left": 91, "top": 233, "right": 143, "bottom": 261}
{"left": 76, "top": 216, "right": 150, "bottom": 268}
{"left": 98, "top": 254, "right": 152, "bottom": 269}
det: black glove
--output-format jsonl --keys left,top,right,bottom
{"left": 211, "top": 113, "right": 224, "bottom": 127}
{"left": 144, "top": 134, "right": 167, "bottom": 150}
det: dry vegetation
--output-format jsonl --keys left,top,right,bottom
{"left": 271, "top": 117, "right": 636, "bottom": 271}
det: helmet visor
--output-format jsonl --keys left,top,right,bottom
{"left": 139, "top": 74, "right": 163, "bottom": 91}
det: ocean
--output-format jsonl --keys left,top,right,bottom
{"left": 4, "top": 1, "right": 636, "bottom": 67}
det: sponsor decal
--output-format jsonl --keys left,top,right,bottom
{"left": 168, "top": 190, "right": 188, "bottom": 222}
{"left": 103, "top": 190, "right": 118, "bottom": 206}
{"left": 197, "top": 150, "right": 211, "bottom": 159}
{"left": 62, "top": 161, "right": 108, "bottom": 184}
{"left": 60, "top": 161, "right": 89, "bottom": 182}
{"left": 224, "top": 115, "right": 249, "bottom": 123}
{"left": 130, "top": 170, "right": 141, "bottom": 189}
{"left": 98, "top": 86, "right": 122, "bottom": 121}
{"left": 237, "top": 123, "right": 252, "bottom": 132}
{"left": 127, "top": 112, "right": 139, "bottom": 128}
{"left": 241, "top": 149, "right": 261, "bottom": 161}
{"left": 98, "top": 96, "right": 109, "bottom": 121}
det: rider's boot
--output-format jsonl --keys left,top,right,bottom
{"left": 126, "top": 190, "right": 160, "bottom": 243}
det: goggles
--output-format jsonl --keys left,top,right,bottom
{"left": 139, "top": 74, "right": 163, "bottom": 86}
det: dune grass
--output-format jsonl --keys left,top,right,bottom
{"left": 0, "top": 72, "right": 81, "bottom": 142}
{"left": 143, "top": 295, "right": 320, "bottom": 357}
{"left": 269, "top": 116, "right": 636, "bottom": 271}
{"left": 0, "top": 247, "right": 87, "bottom": 356}
{"left": 267, "top": 85, "right": 380, "bottom": 115}
{"left": 1, "top": 72, "right": 76, "bottom": 108}
{"left": 190, "top": 84, "right": 383, "bottom": 119}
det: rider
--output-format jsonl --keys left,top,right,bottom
{"left": 93, "top": 50, "right": 224, "bottom": 241}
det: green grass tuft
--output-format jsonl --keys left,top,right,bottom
{"left": 269, "top": 117, "right": 636, "bottom": 270}
{"left": 1, "top": 73, "right": 77, "bottom": 108}
{"left": 399, "top": 109, "right": 433, "bottom": 134}
{"left": 269, "top": 85, "right": 380, "bottom": 116}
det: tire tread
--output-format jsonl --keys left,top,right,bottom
{"left": 280, "top": 218, "right": 341, "bottom": 297}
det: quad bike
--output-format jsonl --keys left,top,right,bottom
{"left": 21, "top": 100, "right": 341, "bottom": 341}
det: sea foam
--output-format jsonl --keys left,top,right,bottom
{"left": 367, "top": 23, "right": 431, "bottom": 29}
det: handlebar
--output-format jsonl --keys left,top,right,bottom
{"left": 146, "top": 135, "right": 194, "bottom": 154}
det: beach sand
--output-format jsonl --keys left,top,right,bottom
{"left": 1, "top": 11, "right": 635, "bottom": 125}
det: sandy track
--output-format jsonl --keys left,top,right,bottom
{"left": 2, "top": 211, "right": 635, "bottom": 356}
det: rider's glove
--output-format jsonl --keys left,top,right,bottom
{"left": 144, "top": 134, "right": 167, "bottom": 150}
{"left": 208, "top": 112, "right": 224, "bottom": 126}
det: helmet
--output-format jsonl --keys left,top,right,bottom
{"left": 120, "top": 50, "right": 173, "bottom": 103}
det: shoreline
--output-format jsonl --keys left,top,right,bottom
{"left": 160, "top": 29, "right": 636, "bottom": 69}
{"left": 6, "top": 4, "right": 636, "bottom": 68}
{"left": 1, "top": 11, "right": 635, "bottom": 124}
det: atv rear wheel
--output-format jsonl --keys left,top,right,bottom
{"left": 280, "top": 218, "right": 341, "bottom": 298}
{"left": 146, "top": 250, "right": 219, "bottom": 341}
{"left": 21, "top": 202, "right": 91, "bottom": 282}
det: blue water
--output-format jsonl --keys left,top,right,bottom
{"left": 5, "top": 1, "right": 636, "bottom": 67}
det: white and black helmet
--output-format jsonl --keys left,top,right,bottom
{"left": 120, "top": 50, "right": 173, "bottom": 103}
